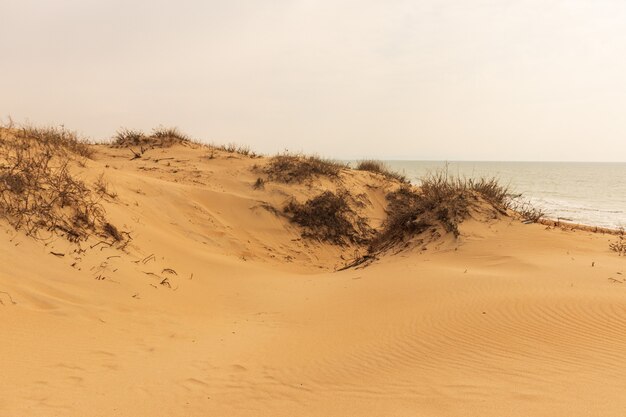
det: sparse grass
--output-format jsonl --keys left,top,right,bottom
{"left": 95, "top": 173, "right": 117, "bottom": 199}
{"left": 16, "top": 125, "right": 93, "bottom": 158}
{"left": 264, "top": 154, "right": 347, "bottom": 183}
{"left": 467, "top": 177, "right": 510, "bottom": 209}
{"left": 210, "top": 142, "right": 259, "bottom": 158}
{"left": 151, "top": 126, "right": 189, "bottom": 142}
{"left": 112, "top": 126, "right": 191, "bottom": 148}
{"left": 356, "top": 160, "right": 407, "bottom": 183}
{"left": 510, "top": 199, "right": 545, "bottom": 223}
{"left": 284, "top": 191, "right": 370, "bottom": 245}
{"left": 112, "top": 128, "right": 147, "bottom": 147}
{"left": 0, "top": 136, "right": 113, "bottom": 242}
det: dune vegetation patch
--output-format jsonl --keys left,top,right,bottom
{"left": 15, "top": 124, "right": 93, "bottom": 158}
{"left": 209, "top": 143, "right": 259, "bottom": 158}
{"left": 112, "top": 126, "right": 191, "bottom": 149}
{"left": 609, "top": 235, "right": 625, "bottom": 256}
{"left": 284, "top": 190, "right": 372, "bottom": 245}
{"left": 0, "top": 133, "right": 119, "bottom": 243}
{"left": 369, "top": 173, "right": 512, "bottom": 252}
{"left": 264, "top": 154, "right": 347, "bottom": 184}
{"left": 355, "top": 159, "right": 407, "bottom": 183}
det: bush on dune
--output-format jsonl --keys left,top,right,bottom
{"left": 264, "top": 154, "right": 347, "bottom": 183}
{"left": 355, "top": 159, "right": 407, "bottom": 183}
{"left": 284, "top": 190, "right": 371, "bottom": 245}
{"left": 369, "top": 172, "right": 512, "bottom": 252}
{"left": 0, "top": 131, "right": 119, "bottom": 243}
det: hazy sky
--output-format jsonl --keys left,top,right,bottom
{"left": 2, "top": 0, "right": 626, "bottom": 161}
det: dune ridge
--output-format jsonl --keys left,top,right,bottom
{"left": 1, "top": 127, "right": 625, "bottom": 416}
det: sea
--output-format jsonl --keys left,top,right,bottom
{"left": 380, "top": 161, "right": 626, "bottom": 230}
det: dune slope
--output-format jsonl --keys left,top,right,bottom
{"left": 1, "top": 140, "right": 625, "bottom": 417}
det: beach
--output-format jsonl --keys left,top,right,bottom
{"left": 1, "top": 135, "right": 625, "bottom": 416}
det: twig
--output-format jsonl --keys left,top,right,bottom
{"left": 129, "top": 148, "right": 142, "bottom": 160}
{"left": 90, "top": 240, "right": 113, "bottom": 249}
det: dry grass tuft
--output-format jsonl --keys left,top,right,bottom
{"left": 264, "top": 154, "right": 347, "bottom": 183}
{"left": 211, "top": 143, "right": 259, "bottom": 158}
{"left": 284, "top": 191, "right": 371, "bottom": 245}
{"left": 151, "top": 126, "right": 189, "bottom": 142}
{"left": 253, "top": 177, "right": 265, "bottom": 190}
{"left": 356, "top": 160, "right": 407, "bottom": 183}
{"left": 467, "top": 177, "right": 510, "bottom": 209}
{"left": 16, "top": 125, "right": 93, "bottom": 158}
{"left": 95, "top": 173, "right": 117, "bottom": 199}
{"left": 112, "top": 126, "right": 191, "bottom": 148}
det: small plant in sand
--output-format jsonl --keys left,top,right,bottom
{"left": 355, "top": 159, "right": 407, "bottom": 183}
{"left": 510, "top": 199, "right": 545, "bottom": 223}
{"left": 609, "top": 235, "right": 625, "bottom": 256}
{"left": 95, "top": 173, "right": 118, "bottom": 199}
{"left": 264, "top": 154, "right": 347, "bottom": 183}
{"left": 253, "top": 177, "right": 265, "bottom": 190}
{"left": 284, "top": 190, "right": 371, "bottom": 245}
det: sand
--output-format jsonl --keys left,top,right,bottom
{"left": 1, "top": 143, "right": 625, "bottom": 416}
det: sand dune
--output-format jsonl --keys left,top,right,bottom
{"left": 1, "top": 139, "right": 625, "bottom": 416}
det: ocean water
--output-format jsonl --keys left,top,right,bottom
{"left": 381, "top": 161, "right": 626, "bottom": 230}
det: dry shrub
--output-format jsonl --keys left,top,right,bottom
{"left": 265, "top": 154, "right": 347, "bottom": 183}
{"left": 510, "top": 199, "right": 545, "bottom": 223}
{"left": 17, "top": 125, "right": 93, "bottom": 158}
{"left": 467, "top": 177, "right": 510, "bottom": 209}
{"left": 0, "top": 137, "right": 115, "bottom": 242}
{"left": 284, "top": 191, "right": 371, "bottom": 245}
{"left": 95, "top": 173, "right": 117, "bottom": 199}
{"left": 369, "top": 185, "right": 431, "bottom": 252}
{"left": 111, "top": 128, "right": 147, "bottom": 147}
{"left": 112, "top": 126, "right": 191, "bottom": 148}
{"left": 370, "top": 172, "right": 511, "bottom": 252}
{"left": 356, "top": 160, "right": 407, "bottom": 183}
{"left": 151, "top": 126, "right": 189, "bottom": 142}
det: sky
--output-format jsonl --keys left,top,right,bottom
{"left": 1, "top": 0, "right": 626, "bottom": 161}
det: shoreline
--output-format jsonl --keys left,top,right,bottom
{"left": 537, "top": 217, "right": 624, "bottom": 235}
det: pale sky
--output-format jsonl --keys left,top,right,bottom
{"left": 1, "top": 0, "right": 626, "bottom": 161}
